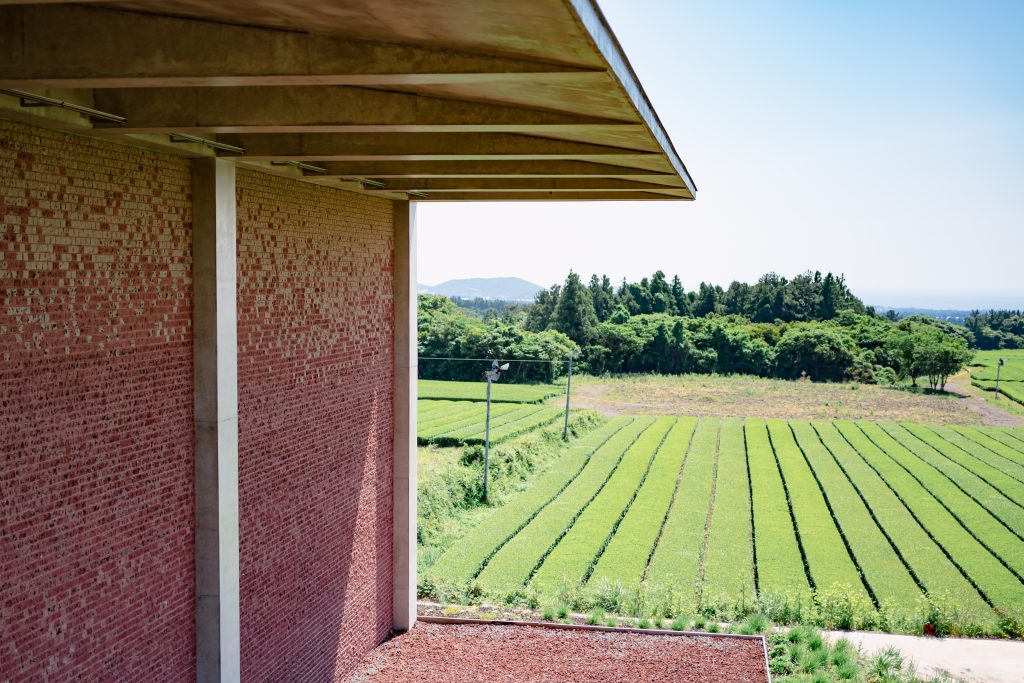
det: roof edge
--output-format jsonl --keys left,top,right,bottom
{"left": 565, "top": 0, "right": 697, "bottom": 196}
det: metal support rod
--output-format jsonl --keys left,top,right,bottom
{"left": 169, "top": 132, "right": 246, "bottom": 155}
{"left": 0, "top": 88, "right": 127, "bottom": 125}
{"left": 562, "top": 354, "right": 574, "bottom": 440}
{"left": 483, "top": 379, "right": 492, "bottom": 501}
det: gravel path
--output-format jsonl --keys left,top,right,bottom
{"left": 346, "top": 621, "right": 769, "bottom": 682}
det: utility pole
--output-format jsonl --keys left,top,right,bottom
{"left": 996, "top": 358, "right": 1004, "bottom": 396}
{"left": 562, "top": 352, "right": 574, "bottom": 440}
{"left": 483, "top": 378, "right": 492, "bottom": 500}
{"left": 482, "top": 360, "right": 508, "bottom": 502}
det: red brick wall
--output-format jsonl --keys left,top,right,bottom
{"left": 235, "top": 170, "right": 395, "bottom": 682}
{"left": 0, "top": 120, "right": 195, "bottom": 680}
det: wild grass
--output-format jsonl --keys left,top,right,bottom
{"left": 571, "top": 373, "right": 991, "bottom": 424}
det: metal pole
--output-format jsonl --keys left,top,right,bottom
{"left": 483, "top": 379, "right": 492, "bottom": 501}
{"left": 996, "top": 359, "right": 1003, "bottom": 396}
{"left": 562, "top": 354, "right": 574, "bottom": 440}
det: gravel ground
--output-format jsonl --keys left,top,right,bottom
{"left": 345, "top": 621, "right": 769, "bottom": 682}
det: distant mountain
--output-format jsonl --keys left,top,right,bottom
{"left": 418, "top": 277, "right": 542, "bottom": 302}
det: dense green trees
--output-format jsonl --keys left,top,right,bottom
{"left": 774, "top": 325, "right": 857, "bottom": 381}
{"left": 423, "top": 270, "right": 977, "bottom": 387}
{"left": 419, "top": 295, "right": 576, "bottom": 383}
{"left": 966, "top": 309, "right": 1024, "bottom": 349}
{"left": 550, "top": 271, "right": 598, "bottom": 345}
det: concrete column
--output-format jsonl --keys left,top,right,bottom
{"left": 191, "top": 158, "right": 241, "bottom": 683}
{"left": 392, "top": 200, "right": 417, "bottom": 632}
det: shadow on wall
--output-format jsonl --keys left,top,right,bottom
{"left": 235, "top": 170, "right": 395, "bottom": 682}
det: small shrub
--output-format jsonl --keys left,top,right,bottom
{"left": 868, "top": 647, "right": 905, "bottom": 680}
{"left": 831, "top": 639, "right": 855, "bottom": 668}
{"left": 541, "top": 606, "right": 555, "bottom": 621}
{"left": 746, "top": 613, "right": 768, "bottom": 633}
{"left": 503, "top": 589, "right": 527, "bottom": 606}
{"left": 586, "top": 608, "right": 604, "bottom": 626}
{"left": 997, "top": 609, "right": 1024, "bottom": 639}
{"left": 670, "top": 617, "right": 687, "bottom": 631}
{"left": 706, "top": 622, "right": 720, "bottom": 633}
{"left": 800, "top": 646, "right": 828, "bottom": 673}
{"left": 638, "top": 618, "right": 651, "bottom": 629}
{"left": 556, "top": 604, "right": 569, "bottom": 619}
{"left": 836, "top": 661, "right": 859, "bottom": 680}
{"left": 768, "top": 644, "right": 793, "bottom": 677}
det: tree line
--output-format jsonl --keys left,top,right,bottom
{"left": 420, "top": 270, "right": 977, "bottom": 390}
{"left": 965, "top": 309, "right": 1024, "bottom": 349}
{"left": 527, "top": 270, "right": 863, "bottom": 331}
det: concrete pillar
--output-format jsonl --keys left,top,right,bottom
{"left": 191, "top": 158, "right": 241, "bottom": 683}
{"left": 392, "top": 200, "right": 417, "bottom": 632}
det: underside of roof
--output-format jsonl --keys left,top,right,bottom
{"left": 0, "top": 0, "right": 696, "bottom": 201}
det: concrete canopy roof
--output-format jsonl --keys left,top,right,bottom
{"left": 0, "top": 0, "right": 696, "bottom": 201}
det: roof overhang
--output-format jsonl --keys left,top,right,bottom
{"left": 0, "top": 0, "right": 696, "bottom": 201}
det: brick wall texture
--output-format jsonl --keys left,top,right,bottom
{"left": 1, "top": 120, "right": 196, "bottom": 681}
{"left": 2, "top": 120, "right": 397, "bottom": 682}
{"left": 236, "top": 169, "right": 395, "bottom": 682}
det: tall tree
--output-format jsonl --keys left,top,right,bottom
{"left": 588, "top": 273, "right": 616, "bottom": 321}
{"left": 820, "top": 272, "right": 838, "bottom": 319}
{"left": 694, "top": 282, "right": 719, "bottom": 317}
{"left": 671, "top": 275, "right": 690, "bottom": 316}
{"left": 524, "top": 284, "right": 560, "bottom": 331}
{"left": 551, "top": 271, "right": 599, "bottom": 345}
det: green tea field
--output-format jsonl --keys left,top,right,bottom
{"left": 418, "top": 379, "right": 563, "bottom": 404}
{"left": 417, "top": 399, "right": 562, "bottom": 446}
{"left": 971, "top": 350, "right": 1024, "bottom": 407}
{"left": 427, "top": 415, "right": 1024, "bottom": 629}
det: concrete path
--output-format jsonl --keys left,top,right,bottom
{"left": 823, "top": 631, "right": 1024, "bottom": 683}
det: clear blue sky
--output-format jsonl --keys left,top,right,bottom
{"left": 417, "top": 0, "right": 1024, "bottom": 309}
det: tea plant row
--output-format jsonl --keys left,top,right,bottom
{"left": 428, "top": 416, "right": 1024, "bottom": 628}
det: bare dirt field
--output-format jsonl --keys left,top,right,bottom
{"left": 569, "top": 374, "right": 1024, "bottom": 425}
